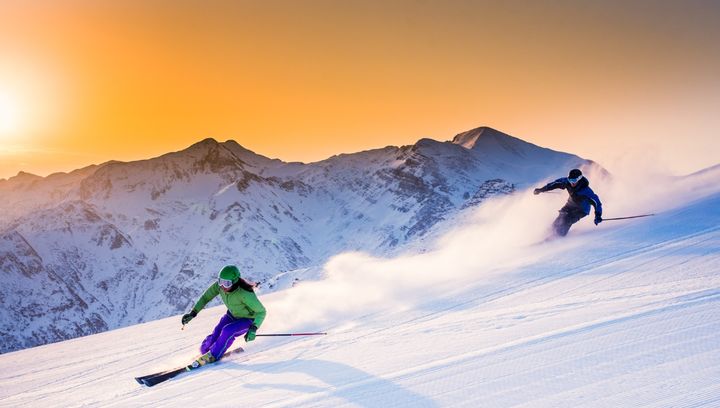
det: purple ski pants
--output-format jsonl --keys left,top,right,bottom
{"left": 200, "top": 311, "right": 253, "bottom": 360}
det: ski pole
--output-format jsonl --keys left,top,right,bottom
{"left": 256, "top": 332, "right": 327, "bottom": 337}
{"left": 602, "top": 213, "right": 656, "bottom": 221}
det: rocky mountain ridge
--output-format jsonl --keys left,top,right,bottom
{"left": 0, "top": 126, "right": 591, "bottom": 353}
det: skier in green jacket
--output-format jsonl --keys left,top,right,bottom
{"left": 181, "top": 265, "right": 266, "bottom": 368}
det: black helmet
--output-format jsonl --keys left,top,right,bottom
{"left": 568, "top": 169, "right": 582, "bottom": 179}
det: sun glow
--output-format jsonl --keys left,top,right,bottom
{"left": 0, "top": 92, "right": 20, "bottom": 135}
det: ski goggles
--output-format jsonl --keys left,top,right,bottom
{"left": 218, "top": 278, "right": 236, "bottom": 288}
{"left": 568, "top": 175, "right": 583, "bottom": 184}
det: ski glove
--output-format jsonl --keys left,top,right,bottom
{"left": 594, "top": 214, "right": 603, "bottom": 225}
{"left": 181, "top": 309, "right": 197, "bottom": 325}
{"left": 533, "top": 188, "right": 542, "bottom": 195}
{"left": 244, "top": 325, "right": 258, "bottom": 342}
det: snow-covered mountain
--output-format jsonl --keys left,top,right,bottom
{"left": 1, "top": 169, "right": 718, "bottom": 407}
{"left": 1, "top": 126, "right": 593, "bottom": 353}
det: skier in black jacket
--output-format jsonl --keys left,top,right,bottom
{"left": 534, "top": 168, "right": 603, "bottom": 237}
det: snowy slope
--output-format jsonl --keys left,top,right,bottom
{"left": 1, "top": 170, "right": 718, "bottom": 407}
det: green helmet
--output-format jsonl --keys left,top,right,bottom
{"left": 218, "top": 265, "right": 241, "bottom": 288}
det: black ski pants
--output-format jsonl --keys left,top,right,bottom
{"left": 552, "top": 204, "right": 588, "bottom": 237}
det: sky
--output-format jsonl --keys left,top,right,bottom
{"left": 0, "top": 0, "right": 718, "bottom": 180}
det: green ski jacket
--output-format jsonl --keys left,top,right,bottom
{"left": 192, "top": 282, "right": 266, "bottom": 328}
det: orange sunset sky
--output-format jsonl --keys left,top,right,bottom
{"left": 0, "top": 0, "right": 718, "bottom": 180}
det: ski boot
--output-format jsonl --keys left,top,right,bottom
{"left": 187, "top": 351, "right": 216, "bottom": 370}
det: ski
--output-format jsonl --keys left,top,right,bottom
{"left": 135, "top": 346, "right": 244, "bottom": 387}
{"left": 134, "top": 366, "right": 186, "bottom": 385}
{"left": 140, "top": 367, "right": 187, "bottom": 387}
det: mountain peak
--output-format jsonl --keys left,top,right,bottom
{"left": 449, "top": 126, "right": 579, "bottom": 165}
{"left": 188, "top": 137, "right": 221, "bottom": 150}
{"left": 9, "top": 171, "right": 42, "bottom": 182}
{"left": 451, "top": 126, "right": 511, "bottom": 149}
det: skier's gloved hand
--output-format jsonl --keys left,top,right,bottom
{"left": 244, "top": 325, "right": 258, "bottom": 342}
{"left": 533, "top": 188, "right": 542, "bottom": 195}
{"left": 181, "top": 309, "right": 197, "bottom": 325}
{"left": 594, "top": 214, "right": 603, "bottom": 225}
